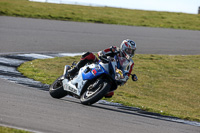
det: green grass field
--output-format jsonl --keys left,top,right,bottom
{"left": 0, "top": 0, "right": 200, "bottom": 30}
{"left": 0, "top": 126, "right": 30, "bottom": 133}
{"left": 18, "top": 54, "right": 200, "bottom": 122}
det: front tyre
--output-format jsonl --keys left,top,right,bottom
{"left": 49, "top": 75, "right": 68, "bottom": 99}
{"left": 80, "top": 79, "right": 110, "bottom": 105}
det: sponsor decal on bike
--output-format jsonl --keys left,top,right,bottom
{"left": 92, "top": 69, "right": 97, "bottom": 76}
{"left": 64, "top": 83, "right": 78, "bottom": 94}
{"left": 67, "top": 86, "right": 77, "bottom": 94}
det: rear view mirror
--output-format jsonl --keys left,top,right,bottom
{"left": 132, "top": 74, "right": 138, "bottom": 81}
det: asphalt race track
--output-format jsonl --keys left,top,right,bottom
{"left": 0, "top": 16, "right": 200, "bottom": 133}
{"left": 1, "top": 16, "right": 200, "bottom": 55}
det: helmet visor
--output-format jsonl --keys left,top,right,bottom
{"left": 125, "top": 48, "right": 135, "bottom": 56}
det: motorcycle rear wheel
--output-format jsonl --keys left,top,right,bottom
{"left": 49, "top": 75, "right": 68, "bottom": 99}
{"left": 80, "top": 79, "right": 110, "bottom": 105}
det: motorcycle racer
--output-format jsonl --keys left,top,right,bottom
{"left": 66, "top": 39, "right": 138, "bottom": 98}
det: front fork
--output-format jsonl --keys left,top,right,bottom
{"left": 63, "top": 65, "right": 71, "bottom": 78}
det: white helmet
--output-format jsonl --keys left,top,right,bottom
{"left": 120, "top": 39, "right": 136, "bottom": 59}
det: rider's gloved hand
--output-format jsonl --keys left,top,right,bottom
{"left": 115, "top": 69, "right": 124, "bottom": 79}
{"left": 115, "top": 69, "right": 129, "bottom": 85}
{"left": 110, "top": 46, "right": 117, "bottom": 53}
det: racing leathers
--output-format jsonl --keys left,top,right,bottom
{"left": 98, "top": 46, "right": 135, "bottom": 85}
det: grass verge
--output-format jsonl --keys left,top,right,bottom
{"left": 18, "top": 54, "right": 200, "bottom": 122}
{"left": 0, "top": 0, "right": 200, "bottom": 30}
{"left": 0, "top": 126, "right": 30, "bottom": 133}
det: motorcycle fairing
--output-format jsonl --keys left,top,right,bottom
{"left": 62, "top": 63, "right": 107, "bottom": 96}
{"left": 63, "top": 67, "right": 87, "bottom": 96}
{"left": 82, "top": 64, "right": 108, "bottom": 80}
{"left": 62, "top": 60, "right": 118, "bottom": 97}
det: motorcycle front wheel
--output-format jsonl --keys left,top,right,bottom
{"left": 80, "top": 79, "right": 110, "bottom": 105}
{"left": 49, "top": 75, "right": 68, "bottom": 99}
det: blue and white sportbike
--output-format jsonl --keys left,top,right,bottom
{"left": 49, "top": 56, "right": 136, "bottom": 105}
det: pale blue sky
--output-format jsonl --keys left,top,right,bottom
{"left": 32, "top": 0, "right": 200, "bottom": 14}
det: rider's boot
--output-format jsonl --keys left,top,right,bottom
{"left": 66, "top": 52, "right": 98, "bottom": 79}
{"left": 66, "top": 60, "right": 88, "bottom": 79}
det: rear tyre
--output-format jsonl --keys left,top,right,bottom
{"left": 80, "top": 79, "right": 110, "bottom": 105}
{"left": 49, "top": 75, "right": 68, "bottom": 99}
